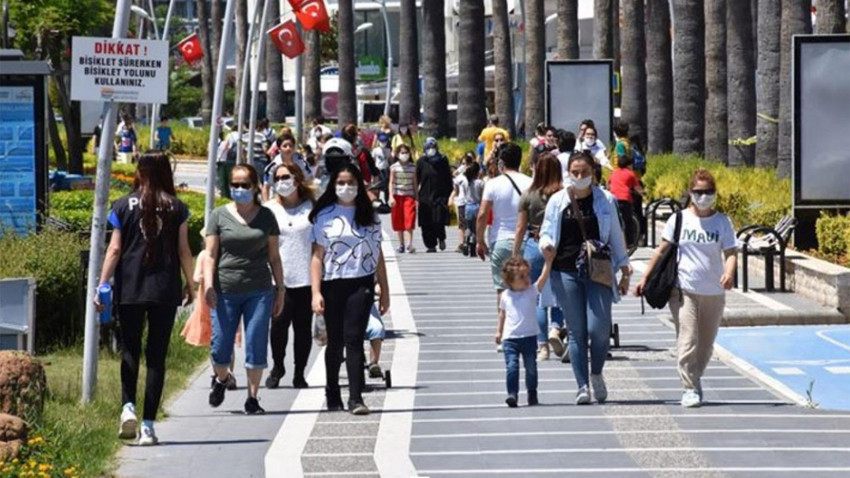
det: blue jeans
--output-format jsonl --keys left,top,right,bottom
{"left": 502, "top": 336, "right": 538, "bottom": 397}
{"left": 523, "top": 238, "right": 564, "bottom": 344}
{"left": 549, "top": 271, "right": 613, "bottom": 388}
{"left": 211, "top": 289, "right": 274, "bottom": 369}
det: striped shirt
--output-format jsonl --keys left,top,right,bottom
{"left": 391, "top": 161, "right": 416, "bottom": 197}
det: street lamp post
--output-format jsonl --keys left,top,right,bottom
{"left": 376, "top": 0, "right": 392, "bottom": 117}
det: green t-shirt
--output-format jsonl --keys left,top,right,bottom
{"left": 518, "top": 189, "right": 551, "bottom": 235}
{"left": 207, "top": 205, "right": 279, "bottom": 293}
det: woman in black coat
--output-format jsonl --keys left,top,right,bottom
{"left": 416, "top": 137, "right": 453, "bottom": 252}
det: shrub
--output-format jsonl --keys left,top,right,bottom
{"left": 815, "top": 212, "right": 850, "bottom": 257}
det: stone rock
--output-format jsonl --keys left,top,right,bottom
{"left": 0, "top": 351, "right": 47, "bottom": 424}
{"left": 0, "top": 439, "right": 23, "bottom": 462}
{"left": 0, "top": 413, "right": 27, "bottom": 461}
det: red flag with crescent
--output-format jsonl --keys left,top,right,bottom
{"left": 176, "top": 33, "right": 203, "bottom": 64}
{"left": 295, "top": 0, "right": 331, "bottom": 32}
{"left": 268, "top": 20, "right": 305, "bottom": 58}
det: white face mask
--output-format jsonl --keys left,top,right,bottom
{"left": 568, "top": 175, "right": 593, "bottom": 190}
{"left": 691, "top": 193, "right": 716, "bottom": 211}
{"left": 336, "top": 184, "right": 358, "bottom": 203}
{"left": 426, "top": 147, "right": 437, "bottom": 157}
{"left": 398, "top": 153, "right": 411, "bottom": 162}
{"left": 584, "top": 138, "right": 596, "bottom": 148}
{"left": 275, "top": 178, "right": 297, "bottom": 197}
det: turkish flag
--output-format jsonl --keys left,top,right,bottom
{"left": 268, "top": 20, "right": 305, "bottom": 59}
{"left": 176, "top": 33, "right": 203, "bottom": 64}
{"left": 295, "top": 0, "right": 330, "bottom": 32}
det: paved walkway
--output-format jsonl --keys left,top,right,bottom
{"left": 117, "top": 226, "right": 850, "bottom": 478}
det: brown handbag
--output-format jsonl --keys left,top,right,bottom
{"left": 569, "top": 193, "right": 615, "bottom": 288}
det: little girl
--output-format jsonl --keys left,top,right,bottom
{"left": 389, "top": 144, "right": 418, "bottom": 253}
{"left": 496, "top": 255, "right": 553, "bottom": 407}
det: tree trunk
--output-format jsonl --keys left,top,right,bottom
{"left": 525, "top": 0, "right": 545, "bottom": 136}
{"left": 234, "top": 0, "right": 248, "bottom": 122}
{"left": 422, "top": 0, "right": 448, "bottom": 138}
{"left": 399, "top": 0, "right": 420, "bottom": 125}
{"left": 594, "top": 0, "right": 613, "bottom": 59}
{"left": 816, "top": 0, "right": 846, "bottom": 33}
{"left": 337, "top": 0, "right": 357, "bottom": 126}
{"left": 196, "top": 0, "right": 214, "bottom": 124}
{"left": 304, "top": 29, "right": 323, "bottom": 125}
{"left": 612, "top": 0, "right": 620, "bottom": 109}
{"left": 646, "top": 0, "right": 673, "bottom": 153}
{"left": 704, "top": 0, "right": 727, "bottom": 163}
{"left": 756, "top": 0, "right": 780, "bottom": 168}
{"left": 778, "top": 0, "right": 811, "bottom": 178}
{"left": 557, "top": 0, "right": 579, "bottom": 59}
{"left": 264, "top": 0, "right": 284, "bottom": 122}
{"left": 457, "top": 0, "right": 486, "bottom": 141}
{"left": 47, "top": 102, "right": 67, "bottom": 171}
{"left": 672, "top": 0, "right": 705, "bottom": 155}
{"left": 211, "top": 0, "right": 222, "bottom": 72}
{"left": 620, "top": 0, "right": 646, "bottom": 143}
{"left": 727, "top": 0, "right": 756, "bottom": 166}
{"left": 492, "top": 0, "right": 515, "bottom": 138}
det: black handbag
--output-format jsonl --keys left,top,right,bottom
{"left": 642, "top": 211, "right": 682, "bottom": 309}
{"left": 570, "top": 194, "right": 615, "bottom": 288}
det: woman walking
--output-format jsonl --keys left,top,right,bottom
{"left": 512, "top": 152, "right": 565, "bottom": 361}
{"left": 310, "top": 163, "right": 390, "bottom": 415}
{"left": 96, "top": 152, "right": 195, "bottom": 445}
{"left": 265, "top": 164, "right": 316, "bottom": 389}
{"left": 636, "top": 168, "right": 737, "bottom": 408}
{"left": 539, "top": 152, "right": 631, "bottom": 405}
{"left": 416, "top": 137, "right": 453, "bottom": 252}
{"left": 204, "top": 164, "right": 285, "bottom": 415}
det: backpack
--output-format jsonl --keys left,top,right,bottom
{"left": 633, "top": 147, "right": 647, "bottom": 176}
{"left": 642, "top": 211, "right": 682, "bottom": 309}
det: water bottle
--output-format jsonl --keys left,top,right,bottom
{"left": 98, "top": 283, "right": 112, "bottom": 324}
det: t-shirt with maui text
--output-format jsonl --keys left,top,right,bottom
{"left": 499, "top": 286, "right": 539, "bottom": 340}
{"left": 663, "top": 209, "right": 737, "bottom": 296}
{"left": 206, "top": 205, "right": 279, "bottom": 294}
{"left": 311, "top": 204, "right": 383, "bottom": 281}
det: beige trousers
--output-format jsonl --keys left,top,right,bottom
{"left": 669, "top": 290, "right": 725, "bottom": 391}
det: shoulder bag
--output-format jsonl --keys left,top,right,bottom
{"left": 642, "top": 211, "right": 682, "bottom": 309}
{"left": 570, "top": 193, "right": 615, "bottom": 288}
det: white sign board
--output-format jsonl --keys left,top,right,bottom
{"left": 70, "top": 36, "right": 169, "bottom": 104}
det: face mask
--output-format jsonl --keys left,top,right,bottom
{"left": 426, "top": 148, "right": 437, "bottom": 157}
{"left": 231, "top": 187, "right": 255, "bottom": 204}
{"left": 568, "top": 175, "right": 593, "bottom": 190}
{"left": 400, "top": 127, "right": 408, "bottom": 134}
{"left": 336, "top": 184, "right": 358, "bottom": 203}
{"left": 691, "top": 193, "right": 716, "bottom": 211}
{"left": 398, "top": 153, "right": 410, "bottom": 162}
{"left": 584, "top": 138, "right": 596, "bottom": 148}
{"left": 275, "top": 179, "right": 297, "bottom": 197}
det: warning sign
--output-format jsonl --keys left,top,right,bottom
{"left": 70, "top": 36, "right": 169, "bottom": 104}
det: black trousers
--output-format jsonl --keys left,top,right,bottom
{"left": 269, "top": 286, "right": 313, "bottom": 378}
{"left": 421, "top": 224, "right": 447, "bottom": 249}
{"left": 117, "top": 304, "right": 177, "bottom": 421}
{"left": 617, "top": 199, "right": 636, "bottom": 248}
{"left": 322, "top": 276, "right": 374, "bottom": 402}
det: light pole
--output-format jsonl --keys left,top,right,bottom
{"left": 355, "top": 22, "right": 373, "bottom": 34}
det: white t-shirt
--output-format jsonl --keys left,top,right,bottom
{"left": 311, "top": 204, "right": 383, "bottom": 281}
{"left": 307, "top": 124, "right": 333, "bottom": 151}
{"left": 574, "top": 139, "right": 611, "bottom": 170}
{"left": 499, "top": 287, "right": 539, "bottom": 339}
{"left": 663, "top": 209, "right": 737, "bottom": 296}
{"left": 266, "top": 199, "right": 313, "bottom": 288}
{"left": 556, "top": 152, "right": 570, "bottom": 178}
{"left": 482, "top": 171, "right": 533, "bottom": 244}
{"left": 453, "top": 175, "right": 468, "bottom": 206}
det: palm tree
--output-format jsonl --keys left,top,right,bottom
{"left": 337, "top": 0, "right": 357, "bottom": 127}
{"left": 525, "top": 0, "right": 545, "bottom": 135}
{"left": 264, "top": 0, "right": 284, "bottom": 122}
{"left": 456, "top": 0, "right": 486, "bottom": 141}
{"left": 422, "top": 0, "right": 448, "bottom": 138}
{"left": 196, "top": 0, "right": 214, "bottom": 124}
{"left": 612, "top": 0, "right": 620, "bottom": 108}
{"left": 399, "top": 0, "right": 420, "bottom": 125}
{"left": 704, "top": 0, "right": 727, "bottom": 163}
{"left": 646, "top": 0, "right": 673, "bottom": 153}
{"left": 816, "top": 0, "right": 846, "bottom": 33}
{"left": 211, "top": 0, "right": 222, "bottom": 72}
{"left": 234, "top": 0, "right": 248, "bottom": 120}
{"left": 594, "top": 0, "right": 613, "bottom": 59}
{"left": 620, "top": 0, "right": 646, "bottom": 143}
{"left": 756, "top": 0, "right": 780, "bottom": 168}
{"left": 727, "top": 0, "right": 756, "bottom": 166}
{"left": 492, "top": 0, "right": 515, "bottom": 138}
{"left": 778, "top": 0, "right": 812, "bottom": 178}
{"left": 557, "top": 0, "right": 579, "bottom": 59}
{"left": 672, "top": 0, "right": 704, "bottom": 154}
{"left": 304, "top": 29, "right": 323, "bottom": 126}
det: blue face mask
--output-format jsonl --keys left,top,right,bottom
{"left": 230, "top": 187, "right": 255, "bottom": 204}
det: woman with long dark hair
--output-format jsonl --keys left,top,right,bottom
{"left": 310, "top": 163, "right": 390, "bottom": 415}
{"left": 96, "top": 152, "right": 196, "bottom": 446}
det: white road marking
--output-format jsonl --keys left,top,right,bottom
{"left": 412, "top": 429, "right": 850, "bottom": 439}
{"left": 415, "top": 375, "right": 748, "bottom": 385}
{"left": 825, "top": 366, "right": 850, "bottom": 374}
{"left": 416, "top": 468, "right": 850, "bottom": 475}
{"left": 415, "top": 387, "right": 765, "bottom": 397}
{"left": 772, "top": 367, "right": 806, "bottom": 376}
{"left": 410, "top": 446, "right": 850, "bottom": 456}
{"left": 413, "top": 413, "right": 850, "bottom": 423}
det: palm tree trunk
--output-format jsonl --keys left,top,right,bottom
{"left": 672, "top": 0, "right": 705, "bottom": 155}
{"left": 337, "top": 0, "right": 357, "bottom": 127}
{"left": 778, "top": 0, "right": 811, "bottom": 178}
{"left": 211, "top": 0, "right": 222, "bottom": 72}
{"left": 234, "top": 0, "right": 248, "bottom": 122}
{"left": 646, "top": 0, "right": 673, "bottom": 153}
{"left": 525, "top": 0, "right": 545, "bottom": 136}
{"left": 264, "top": 0, "right": 284, "bottom": 123}
{"left": 756, "top": 0, "right": 780, "bottom": 168}
{"left": 594, "top": 0, "right": 613, "bottom": 59}
{"left": 422, "top": 0, "right": 448, "bottom": 138}
{"left": 815, "top": 0, "right": 846, "bottom": 33}
{"left": 457, "top": 0, "right": 486, "bottom": 141}
{"left": 304, "top": 29, "right": 323, "bottom": 125}
{"left": 727, "top": 0, "right": 756, "bottom": 167}
{"left": 196, "top": 0, "right": 214, "bottom": 124}
{"left": 620, "top": 0, "right": 646, "bottom": 143}
{"left": 704, "top": 0, "right": 727, "bottom": 163}
{"left": 557, "top": 0, "right": 579, "bottom": 59}
{"left": 399, "top": 0, "right": 420, "bottom": 125}
{"left": 492, "top": 0, "right": 515, "bottom": 138}
{"left": 612, "top": 0, "right": 621, "bottom": 109}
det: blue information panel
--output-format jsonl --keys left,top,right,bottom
{"left": 0, "top": 86, "right": 37, "bottom": 236}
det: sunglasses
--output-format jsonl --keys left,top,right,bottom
{"left": 230, "top": 182, "right": 251, "bottom": 189}
{"left": 691, "top": 189, "right": 716, "bottom": 195}
{"left": 275, "top": 174, "right": 292, "bottom": 181}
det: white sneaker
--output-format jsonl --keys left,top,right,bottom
{"left": 138, "top": 425, "right": 159, "bottom": 446}
{"left": 590, "top": 374, "right": 607, "bottom": 403}
{"left": 681, "top": 389, "right": 701, "bottom": 408}
{"left": 119, "top": 405, "right": 138, "bottom": 439}
{"left": 575, "top": 385, "right": 591, "bottom": 405}
{"left": 548, "top": 328, "right": 565, "bottom": 357}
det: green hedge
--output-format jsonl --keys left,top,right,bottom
{"left": 815, "top": 212, "right": 850, "bottom": 259}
